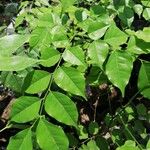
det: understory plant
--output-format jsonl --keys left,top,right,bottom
{"left": 0, "top": 0, "right": 150, "bottom": 149}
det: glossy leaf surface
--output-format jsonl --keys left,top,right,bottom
{"left": 88, "top": 40, "right": 109, "bottom": 68}
{"left": 135, "top": 27, "right": 150, "bottom": 43}
{"left": 45, "top": 91, "right": 78, "bottom": 127}
{"left": 138, "top": 61, "right": 150, "bottom": 99}
{"left": 24, "top": 70, "right": 51, "bottom": 94}
{"left": 7, "top": 128, "right": 33, "bottom": 150}
{"left": 0, "top": 34, "right": 30, "bottom": 56}
{"left": 29, "top": 27, "right": 51, "bottom": 50}
{"left": 0, "top": 56, "right": 39, "bottom": 71}
{"left": 10, "top": 96, "right": 41, "bottom": 123}
{"left": 40, "top": 47, "right": 60, "bottom": 67}
{"left": 63, "top": 46, "right": 85, "bottom": 66}
{"left": 106, "top": 51, "right": 133, "bottom": 96}
{"left": 36, "top": 118, "right": 69, "bottom": 150}
{"left": 54, "top": 67, "right": 86, "bottom": 98}
{"left": 104, "top": 23, "right": 128, "bottom": 48}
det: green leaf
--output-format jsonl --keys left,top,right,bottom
{"left": 10, "top": 96, "right": 41, "bottom": 123}
{"left": 141, "top": 0, "right": 150, "bottom": 7}
{"left": 0, "top": 56, "right": 39, "bottom": 71}
{"left": 138, "top": 61, "right": 150, "bottom": 99}
{"left": 66, "top": 133, "right": 79, "bottom": 147}
{"left": 118, "top": 6, "right": 134, "bottom": 27}
{"left": 40, "top": 47, "right": 60, "bottom": 67}
{"left": 96, "top": 137, "right": 109, "bottom": 150}
{"left": 78, "top": 125, "right": 88, "bottom": 140}
{"left": 23, "top": 70, "right": 51, "bottom": 94}
{"left": 37, "top": 13, "right": 54, "bottom": 27}
{"left": 143, "top": 8, "right": 150, "bottom": 20}
{"left": 63, "top": 46, "right": 86, "bottom": 66}
{"left": 75, "top": 9, "right": 88, "bottom": 22}
{"left": 45, "top": 91, "right": 78, "bottom": 127}
{"left": 90, "top": 6, "right": 111, "bottom": 24}
{"left": 88, "top": 122, "right": 99, "bottom": 135}
{"left": 54, "top": 67, "right": 86, "bottom": 98}
{"left": 127, "top": 36, "right": 150, "bottom": 54}
{"left": 135, "top": 27, "right": 150, "bottom": 42}
{"left": 37, "top": 0, "right": 50, "bottom": 6}
{"left": 88, "top": 40, "right": 109, "bottom": 68}
{"left": 0, "top": 34, "right": 30, "bottom": 56}
{"left": 29, "top": 27, "right": 51, "bottom": 51}
{"left": 116, "top": 140, "right": 140, "bottom": 150}
{"left": 80, "top": 140, "right": 99, "bottom": 150}
{"left": 52, "top": 31, "right": 69, "bottom": 48}
{"left": 36, "top": 118, "right": 69, "bottom": 150}
{"left": 61, "top": 0, "right": 76, "bottom": 10}
{"left": 7, "top": 128, "right": 33, "bottom": 150}
{"left": 104, "top": 23, "right": 128, "bottom": 48}
{"left": 136, "top": 103, "right": 147, "bottom": 117}
{"left": 147, "top": 139, "right": 150, "bottom": 150}
{"left": 106, "top": 51, "right": 133, "bottom": 96}
{"left": 133, "top": 4, "right": 143, "bottom": 17}
{"left": 1, "top": 72, "right": 23, "bottom": 93}
{"left": 88, "top": 22, "right": 109, "bottom": 40}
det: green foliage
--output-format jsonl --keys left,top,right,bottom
{"left": 36, "top": 118, "right": 69, "bottom": 150}
{"left": 45, "top": 91, "right": 78, "bottom": 127}
{"left": 0, "top": 0, "right": 150, "bottom": 149}
{"left": 7, "top": 128, "right": 33, "bottom": 150}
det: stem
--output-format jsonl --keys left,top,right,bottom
{"left": 118, "top": 114, "right": 143, "bottom": 150}
{"left": 0, "top": 124, "right": 12, "bottom": 133}
{"left": 39, "top": 50, "right": 65, "bottom": 115}
{"left": 93, "top": 99, "right": 98, "bottom": 122}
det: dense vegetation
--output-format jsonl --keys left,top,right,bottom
{"left": 0, "top": 0, "right": 150, "bottom": 149}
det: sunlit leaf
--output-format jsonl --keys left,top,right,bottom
{"left": 10, "top": 96, "right": 41, "bottom": 123}
{"left": 29, "top": 27, "right": 51, "bottom": 50}
{"left": 143, "top": 8, "right": 150, "bottom": 20}
{"left": 54, "top": 66, "right": 86, "bottom": 98}
{"left": 7, "top": 128, "right": 33, "bottom": 150}
{"left": 0, "top": 56, "right": 39, "bottom": 71}
{"left": 40, "top": 47, "right": 60, "bottom": 67}
{"left": 23, "top": 70, "right": 51, "bottom": 94}
{"left": 138, "top": 61, "right": 150, "bottom": 99}
{"left": 45, "top": 91, "right": 78, "bottom": 127}
{"left": 135, "top": 27, "right": 150, "bottom": 42}
{"left": 0, "top": 34, "right": 30, "bottom": 56}
{"left": 36, "top": 118, "right": 69, "bottom": 150}
{"left": 104, "top": 23, "right": 128, "bottom": 48}
{"left": 106, "top": 50, "right": 134, "bottom": 96}
{"left": 127, "top": 36, "right": 150, "bottom": 54}
{"left": 88, "top": 22, "right": 109, "bottom": 40}
{"left": 63, "top": 46, "right": 86, "bottom": 66}
{"left": 61, "top": 0, "right": 76, "bottom": 10}
{"left": 88, "top": 40, "right": 109, "bottom": 68}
